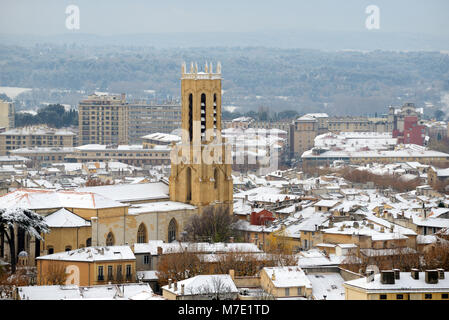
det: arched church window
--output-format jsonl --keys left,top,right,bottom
{"left": 137, "top": 223, "right": 147, "bottom": 243}
{"left": 168, "top": 219, "right": 177, "bottom": 243}
{"left": 106, "top": 232, "right": 115, "bottom": 246}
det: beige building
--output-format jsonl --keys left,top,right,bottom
{"left": 344, "top": 269, "right": 449, "bottom": 300}
{"left": 169, "top": 62, "right": 233, "bottom": 213}
{"left": 78, "top": 93, "right": 129, "bottom": 146}
{"left": 0, "top": 99, "right": 14, "bottom": 130}
{"left": 10, "top": 147, "right": 74, "bottom": 165}
{"left": 260, "top": 267, "right": 313, "bottom": 299}
{"left": 0, "top": 126, "right": 75, "bottom": 156}
{"left": 73, "top": 144, "right": 171, "bottom": 167}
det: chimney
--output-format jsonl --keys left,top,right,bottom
{"left": 369, "top": 224, "right": 374, "bottom": 230}
{"left": 437, "top": 268, "right": 445, "bottom": 280}
{"left": 380, "top": 227, "right": 385, "bottom": 233}
{"left": 174, "top": 281, "right": 178, "bottom": 291}
{"left": 157, "top": 247, "right": 163, "bottom": 255}
{"left": 229, "top": 237, "right": 234, "bottom": 243}
{"left": 425, "top": 270, "right": 439, "bottom": 284}
{"left": 168, "top": 278, "right": 172, "bottom": 289}
{"left": 229, "top": 269, "right": 235, "bottom": 280}
{"left": 411, "top": 269, "right": 419, "bottom": 280}
{"left": 393, "top": 269, "right": 400, "bottom": 280}
{"left": 271, "top": 270, "right": 276, "bottom": 281}
{"left": 380, "top": 270, "right": 395, "bottom": 285}
{"left": 181, "top": 284, "right": 185, "bottom": 295}
{"left": 366, "top": 269, "right": 375, "bottom": 283}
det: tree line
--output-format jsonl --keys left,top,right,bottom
{"left": 15, "top": 104, "right": 78, "bottom": 128}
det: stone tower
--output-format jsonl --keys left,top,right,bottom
{"left": 169, "top": 62, "right": 233, "bottom": 213}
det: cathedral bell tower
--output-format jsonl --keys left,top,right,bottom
{"left": 169, "top": 62, "right": 233, "bottom": 213}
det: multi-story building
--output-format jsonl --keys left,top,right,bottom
{"left": 291, "top": 113, "right": 329, "bottom": 159}
{"left": 73, "top": 144, "right": 171, "bottom": 167}
{"left": 10, "top": 147, "right": 75, "bottom": 165}
{"left": 128, "top": 102, "right": 181, "bottom": 144}
{"left": 0, "top": 126, "right": 75, "bottom": 156}
{"left": 78, "top": 93, "right": 129, "bottom": 146}
{"left": 291, "top": 103, "right": 422, "bottom": 160}
{"left": 0, "top": 99, "right": 14, "bottom": 130}
{"left": 344, "top": 269, "right": 449, "bottom": 300}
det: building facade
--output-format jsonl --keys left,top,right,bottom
{"left": 169, "top": 62, "right": 233, "bottom": 213}
{"left": 78, "top": 94, "right": 129, "bottom": 146}
{"left": 0, "top": 126, "right": 75, "bottom": 156}
{"left": 0, "top": 99, "right": 14, "bottom": 130}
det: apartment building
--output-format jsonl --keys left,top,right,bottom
{"left": 73, "top": 144, "right": 171, "bottom": 167}
{"left": 0, "top": 126, "right": 75, "bottom": 156}
{"left": 128, "top": 103, "right": 181, "bottom": 144}
{"left": 78, "top": 93, "right": 129, "bottom": 146}
{"left": 344, "top": 269, "right": 449, "bottom": 300}
{"left": 0, "top": 99, "right": 14, "bottom": 130}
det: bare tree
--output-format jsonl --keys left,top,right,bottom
{"left": 184, "top": 206, "right": 240, "bottom": 243}
{"left": 44, "top": 262, "right": 68, "bottom": 285}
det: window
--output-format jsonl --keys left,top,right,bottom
{"left": 137, "top": 223, "right": 147, "bottom": 243}
{"left": 379, "top": 294, "right": 387, "bottom": 300}
{"left": 168, "top": 218, "right": 177, "bottom": 243}
{"left": 442, "top": 294, "right": 448, "bottom": 299}
{"left": 47, "top": 246, "right": 54, "bottom": 254}
{"left": 116, "top": 265, "right": 123, "bottom": 281}
{"left": 65, "top": 246, "right": 72, "bottom": 252}
{"left": 86, "top": 238, "right": 91, "bottom": 247}
{"left": 98, "top": 266, "right": 104, "bottom": 281}
{"left": 143, "top": 255, "right": 150, "bottom": 265}
{"left": 425, "top": 294, "right": 432, "bottom": 300}
{"left": 285, "top": 288, "right": 290, "bottom": 296}
{"left": 107, "top": 265, "right": 113, "bottom": 281}
{"left": 126, "top": 264, "right": 132, "bottom": 280}
{"left": 297, "top": 287, "right": 301, "bottom": 296}
{"left": 396, "top": 294, "right": 403, "bottom": 300}
{"left": 106, "top": 232, "right": 115, "bottom": 246}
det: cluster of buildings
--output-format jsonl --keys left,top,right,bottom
{"left": 1, "top": 64, "right": 449, "bottom": 301}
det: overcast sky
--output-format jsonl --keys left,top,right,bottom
{"left": 0, "top": 0, "right": 448, "bottom": 36}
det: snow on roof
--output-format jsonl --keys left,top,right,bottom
{"left": 0, "top": 189, "right": 126, "bottom": 210}
{"left": 344, "top": 272, "right": 449, "bottom": 292}
{"left": 314, "top": 200, "right": 340, "bottom": 208}
{"left": 141, "top": 132, "right": 181, "bottom": 142}
{"left": 306, "top": 273, "right": 346, "bottom": 300}
{"left": 18, "top": 283, "right": 161, "bottom": 300}
{"left": 412, "top": 216, "right": 449, "bottom": 228}
{"left": 133, "top": 241, "right": 261, "bottom": 255}
{"left": 264, "top": 267, "right": 312, "bottom": 288}
{"left": 44, "top": 208, "right": 91, "bottom": 228}
{"left": 128, "top": 201, "right": 196, "bottom": 215}
{"left": 0, "top": 126, "right": 75, "bottom": 136}
{"left": 17, "top": 285, "right": 82, "bottom": 300}
{"left": 36, "top": 246, "right": 135, "bottom": 262}
{"left": 162, "top": 275, "right": 238, "bottom": 296}
{"left": 77, "top": 182, "right": 169, "bottom": 203}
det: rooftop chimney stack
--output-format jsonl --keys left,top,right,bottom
{"left": 437, "top": 268, "right": 445, "bottom": 280}
{"left": 181, "top": 284, "right": 185, "bottom": 295}
{"left": 380, "top": 270, "right": 395, "bottom": 284}
{"left": 411, "top": 269, "right": 419, "bottom": 280}
{"left": 168, "top": 278, "right": 172, "bottom": 289}
{"left": 393, "top": 269, "right": 400, "bottom": 280}
{"left": 425, "top": 270, "right": 439, "bottom": 284}
{"left": 174, "top": 281, "right": 178, "bottom": 291}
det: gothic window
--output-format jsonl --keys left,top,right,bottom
{"left": 168, "top": 218, "right": 177, "bottom": 243}
{"left": 86, "top": 238, "right": 92, "bottom": 247}
{"left": 106, "top": 232, "right": 115, "bottom": 246}
{"left": 137, "top": 223, "right": 147, "bottom": 243}
{"left": 214, "top": 168, "right": 219, "bottom": 189}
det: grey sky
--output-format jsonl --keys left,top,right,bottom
{"left": 0, "top": 0, "right": 448, "bottom": 36}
